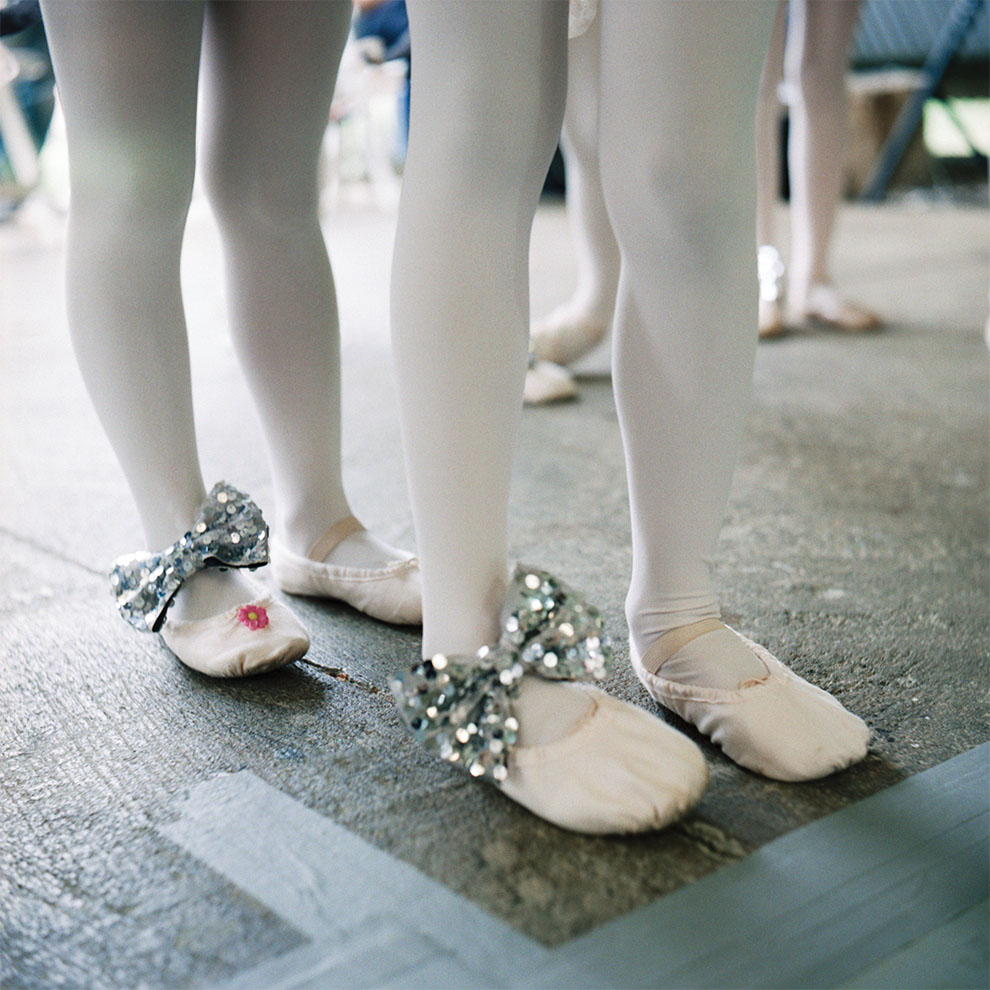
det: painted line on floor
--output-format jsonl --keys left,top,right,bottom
{"left": 160, "top": 743, "right": 989, "bottom": 989}
{"left": 159, "top": 770, "right": 549, "bottom": 988}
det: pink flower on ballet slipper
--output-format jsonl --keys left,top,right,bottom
{"left": 237, "top": 604, "right": 269, "bottom": 631}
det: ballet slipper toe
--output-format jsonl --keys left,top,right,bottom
{"left": 531, "top": 311, "right": 608, "bottom": 366}
{"left": 500, "top": 686, "right": 709, "bottom": 834}
{"left": 790, "top": 285, "right": 881, "bottom": 333}
{"left": 160, "top": 595, "right": 309, "bottom": 677}
{"left": 270, "top": 516, "right": 422, "bottom": 625}
{"left": 524, "top": 356, "right": 578, "bottom": 405}
{"left": 632, "top": 633, "right": 870, "bottom": 782}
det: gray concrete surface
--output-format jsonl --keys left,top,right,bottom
{"left": 1, "top": 192, "right": 988, "bottom": 988}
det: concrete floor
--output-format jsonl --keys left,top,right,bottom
{"left": 1, "top": 189, "right": 987, "bottom": 988}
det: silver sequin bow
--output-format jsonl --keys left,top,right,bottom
{"left": 389, "top": 566, "right": 611, "bottom": 783}
{"left": 109, "top": 482, "right": 269, "bottom": 632}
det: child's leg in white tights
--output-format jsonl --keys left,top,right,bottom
{"left": 393, "top": 0, "right": 569, "bottom": 659}
{"left": 38, "top": 1, "right": 253, "bottom": 621}
{"left": 600, "top": 0, "right": 769, "bottom": 658}
{"left": 199, "top": 1, "right": 408, "bottom": 570}
{"left": 600, "top": 1, "right": 868, "bottom": 781}
{"left": 392, "top": 0, "right": 707, "bottom": 831}
{"left": 531, "top": 12, "right": 620, "bottom": 366}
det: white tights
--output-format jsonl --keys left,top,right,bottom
{"left": 393, "top": 0, "right": 771, "bottom": 661}
{"left": 41, "top": 0, "right": 402, "bottom": 621}
{"left": 530, "top": 9, "right": 621, "bottom": 365}
{"left": 394, "top": 1, "right": 870, "bottom": 795}
{"left": 392, "top": 0, "right": 571, "bottom": 658}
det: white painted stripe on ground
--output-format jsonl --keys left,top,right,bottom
{"left": 160, "top": 770, "right": 549, "bottom": 988}
{"left": 160, "top": 743, "right": 989, "bottom": 990}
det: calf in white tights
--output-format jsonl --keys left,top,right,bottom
{"left": 391, "top": 0, "right": 869, "bottom": 834}
{"left": 41, "top": 0, "right": 420, "bottom": 676}
{"left": 757, "top": 0, "right": 881, "bottom": 336}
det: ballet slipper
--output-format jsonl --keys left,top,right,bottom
{"left": 161, "top": 594, "right": 309, "bottom": 677}
{"left": 390, "top": 566, "right": 708, "bottom": 834}
{"left": 631, "top": 627, "right": 870, "bottom": 782}
{"left": 524, "top": 350, "right": 578, "bottom": 405}
{"left": 110, "top": 481, "right": 309, "bottom": 677}
{"left": 501, "top": 682, "right": 708, "bottom": 833}
{"left": 271, "top": 515, "right": 422, "bottom": 625}
{"left": 530, "top": 305, "right": 609, "bottom": 366}
{"left": 789, "top": 283, "right": 881, "bottom": 332}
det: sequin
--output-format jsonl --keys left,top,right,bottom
{"left": 389, "top": 566, "right": 612, "bottom": 784}
{"left": 109, "top": 482, "right": 269, "bottom": 632}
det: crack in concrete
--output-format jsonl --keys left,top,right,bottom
{"left": 298, "top": 659, "right": 383, "bottom": 694}
{"left": 672, "top": 818, "right": 750, "bottom": 863}
{"left": 0, "top": 526, "right": 103, "bottom": 578}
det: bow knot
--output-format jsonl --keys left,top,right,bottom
{"left": 109, "top": 482, "right": 268, "bottom": 632}
{"left": 390, "top": 566, "right": 611, "bottom": 782}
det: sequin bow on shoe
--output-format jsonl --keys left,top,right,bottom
{"left": 390, "top": 566, "right": 610, "bottom": 783}
{"left": 390, "top": 567, "right": 709, "bottom": 834}
{"left": 109, "top": 482, "right": 309, "bottom": 677}
{"left": 110, "top": 482, "right": 269, "bottom": 632}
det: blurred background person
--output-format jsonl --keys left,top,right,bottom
{"left": 757, "top": 0, "right": 882, "bottom": 338}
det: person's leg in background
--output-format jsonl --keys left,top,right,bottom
{"left": 785, "top": 0, "right": 879, "bottom": 330}
{"left": 353, "top": 0, "right": 410, "bottom": 166}
{"left": 530, "top": 8, "right": 620, "bottom": 368}
{"left": 599, "top": 0, "right": 869, "bottom": 781}
{"left": 390, "top": 0, "right": 707, "bottom": 833}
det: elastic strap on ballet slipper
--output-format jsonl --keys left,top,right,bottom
{"left": 306, "top": 515, "right": 366, "bottom": 562}
{"left": 641, "top": 617, "right": 724, "bottom": 673}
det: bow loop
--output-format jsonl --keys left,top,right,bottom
{"left": 500, "top": 567, "right": 610, "bottom": 681}
{"left": 390, "top": 566, "right": 611, "bottom": 782}
{"left": 109, "top": 482, "right": 268, "bottom": 632}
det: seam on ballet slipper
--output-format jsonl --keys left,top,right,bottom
{"left": 633, "top": 628, "right": 783, "bottom": 705}
{"left": 272, "top": 539, "right": 417, "bottom": 581}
